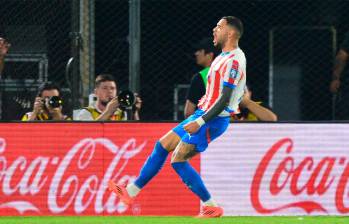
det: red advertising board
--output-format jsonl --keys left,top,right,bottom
{"left": 4, "top": 122, "right": 346, "bottom": 217}
{"left": 0, "top": 123, "right": 201, "bottom": 216}
{"left": 202, "top": 123, "right": 349, "bottom": 216}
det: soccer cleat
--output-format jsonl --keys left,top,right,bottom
{"left": 196, "top": 205, "right": 224, "bottom": 218}
{"left": 108, "top": 180, "right": 134, "bottom": 205}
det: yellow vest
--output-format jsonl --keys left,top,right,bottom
{"left": 22, "top": 112, "right": 71, "bottom": 121}
{"left": 83, "top": 107, "right": 125, "bottom": 121}
{"left": 245, "top": 110, "right": 259, "bottom": 121}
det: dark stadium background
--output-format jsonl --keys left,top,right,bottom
{"left": 0, "top": 0, "right": 348, "bottom": 120}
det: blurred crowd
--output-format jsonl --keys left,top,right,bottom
{"left": 1, "top": 29, "right": 349, "bottom": 122}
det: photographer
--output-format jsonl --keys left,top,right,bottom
{"left": 22, "top": 83, "right": 70, "bottom": 121}
{"left": 76, "top": 74, "right": 142, "bottom": 121}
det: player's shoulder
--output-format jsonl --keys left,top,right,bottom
{"left": 228, "top": 48, "right": 246, "bottom": 64}
{"left": 235, "top": 48, "right": 246, "bottom": 58}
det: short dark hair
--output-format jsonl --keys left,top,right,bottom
{"left": 194, "top": 37, "right": 220, "bottom": 57}
{"left": 222, "top": 16, "right": 243, "bottom": 38}
{"left": 95, "top": 74, "right": 117, "bottom": 87}
{"left": 37, "top": 82, "right": 61, "bottom": 97}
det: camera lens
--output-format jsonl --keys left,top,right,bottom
{"left": 48, "top": 96, "right": 63, "bottom": 108}
{"left": 119, "top": 90, "right": 135, "bottom": 108}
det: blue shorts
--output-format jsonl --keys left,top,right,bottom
{"left": 172, "top": 109, "right": 230, "bottom": 152}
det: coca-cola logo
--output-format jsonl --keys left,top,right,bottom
{"left": 251, "top": 138, "right": 349, "bottom": 214}
{"left": 0, "top": 137, "right": 147, "bottom": 214}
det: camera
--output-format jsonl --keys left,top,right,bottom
{"left": 118, "top": 90, "right": 135, "bottom": 109}
{"left": 47, "top": 96, "right": 63, "bottom": 108}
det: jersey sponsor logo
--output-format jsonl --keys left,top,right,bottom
{"left": 230, "top": 68, "right": 238, "bottom": 79}
{"left": 230, "top": 60, "right": 239, "bottom": 80}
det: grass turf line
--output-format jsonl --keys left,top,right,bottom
{"left": 0, "top": 216, "right": 348, "bottom": 224}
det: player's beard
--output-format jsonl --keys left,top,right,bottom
{"left": 216, "top": 35, "right": 228, "bottom": 50}
{"left": 215, "top": 37, "right": 224, "bottom": 50}
{"left": 215, "top": 41, "right": 223, "bottom": 50}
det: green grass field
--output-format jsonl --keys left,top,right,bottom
{"left": 0, "top": 216, "right": 348, "bottom": 224}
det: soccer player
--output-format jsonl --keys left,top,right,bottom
{"left": 109, "top": 16, "right": 246, "bottom": 218}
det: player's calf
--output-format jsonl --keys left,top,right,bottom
{"left": 109, "top": 132, "right": 181, "bottom": 203}
{"left": 171, "top": 142, "right": 222, "bottom": 217}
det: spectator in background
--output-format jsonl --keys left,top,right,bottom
{"left": 330, "top": 31, "right": 349, "bottom": 119}
{"left": 0, "top": 37, "right": 10, "bottom": 76}
{"left": 233, "top": 85, "right": 277, "bottom": 121}
{"left": 22, "top": 83, "right": 70, "bottom": 121}
{"left": 184, "top": 37, "right": 219, "bottom": 118}
{"left": 76, "top": 74, "right": 142, "bottom": 121}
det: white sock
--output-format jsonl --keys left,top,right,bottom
{"left": 126, "top": 183, "right": 141, "bottom": 197}
{"left": 203, "top": 198, "right": 218, "bottom": 207}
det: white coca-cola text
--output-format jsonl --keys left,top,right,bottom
{"left": 0, "top": 137, "right": 146, "bottom": 214}
{"left": 251, "top": 138, "right": 349, "bottom": 214}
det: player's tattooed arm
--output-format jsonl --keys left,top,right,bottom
{"left": 184, "top": 87, "right": 232, "bottom": 134}
{"left": 197, "top": 86, "right": 233, "bottom": 125}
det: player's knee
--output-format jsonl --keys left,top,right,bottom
{"left": 171, "top": 151, "right": 186, "bottom": 164}
{"left": 159, "top": 131, "right": 180, "bottom": 152}
{"left": 159, "top": 139, "right": 174, "bottom": 152}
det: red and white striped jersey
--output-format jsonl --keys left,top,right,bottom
{"left": 198, "top": 47, "right": 246, "bottom": 117}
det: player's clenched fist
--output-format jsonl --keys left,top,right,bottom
{"left": 184, "top": 121, "right": 200, "bottom": 134}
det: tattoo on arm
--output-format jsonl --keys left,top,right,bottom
{"left": 201, "top": 86, "right": 233, "bottom": 122}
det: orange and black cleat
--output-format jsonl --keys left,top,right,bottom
{"left": 108, "top": 180, "right": 134, "bottom": 205}
{"left": 196, "top": 205, "right": 224, "bottom": 218}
